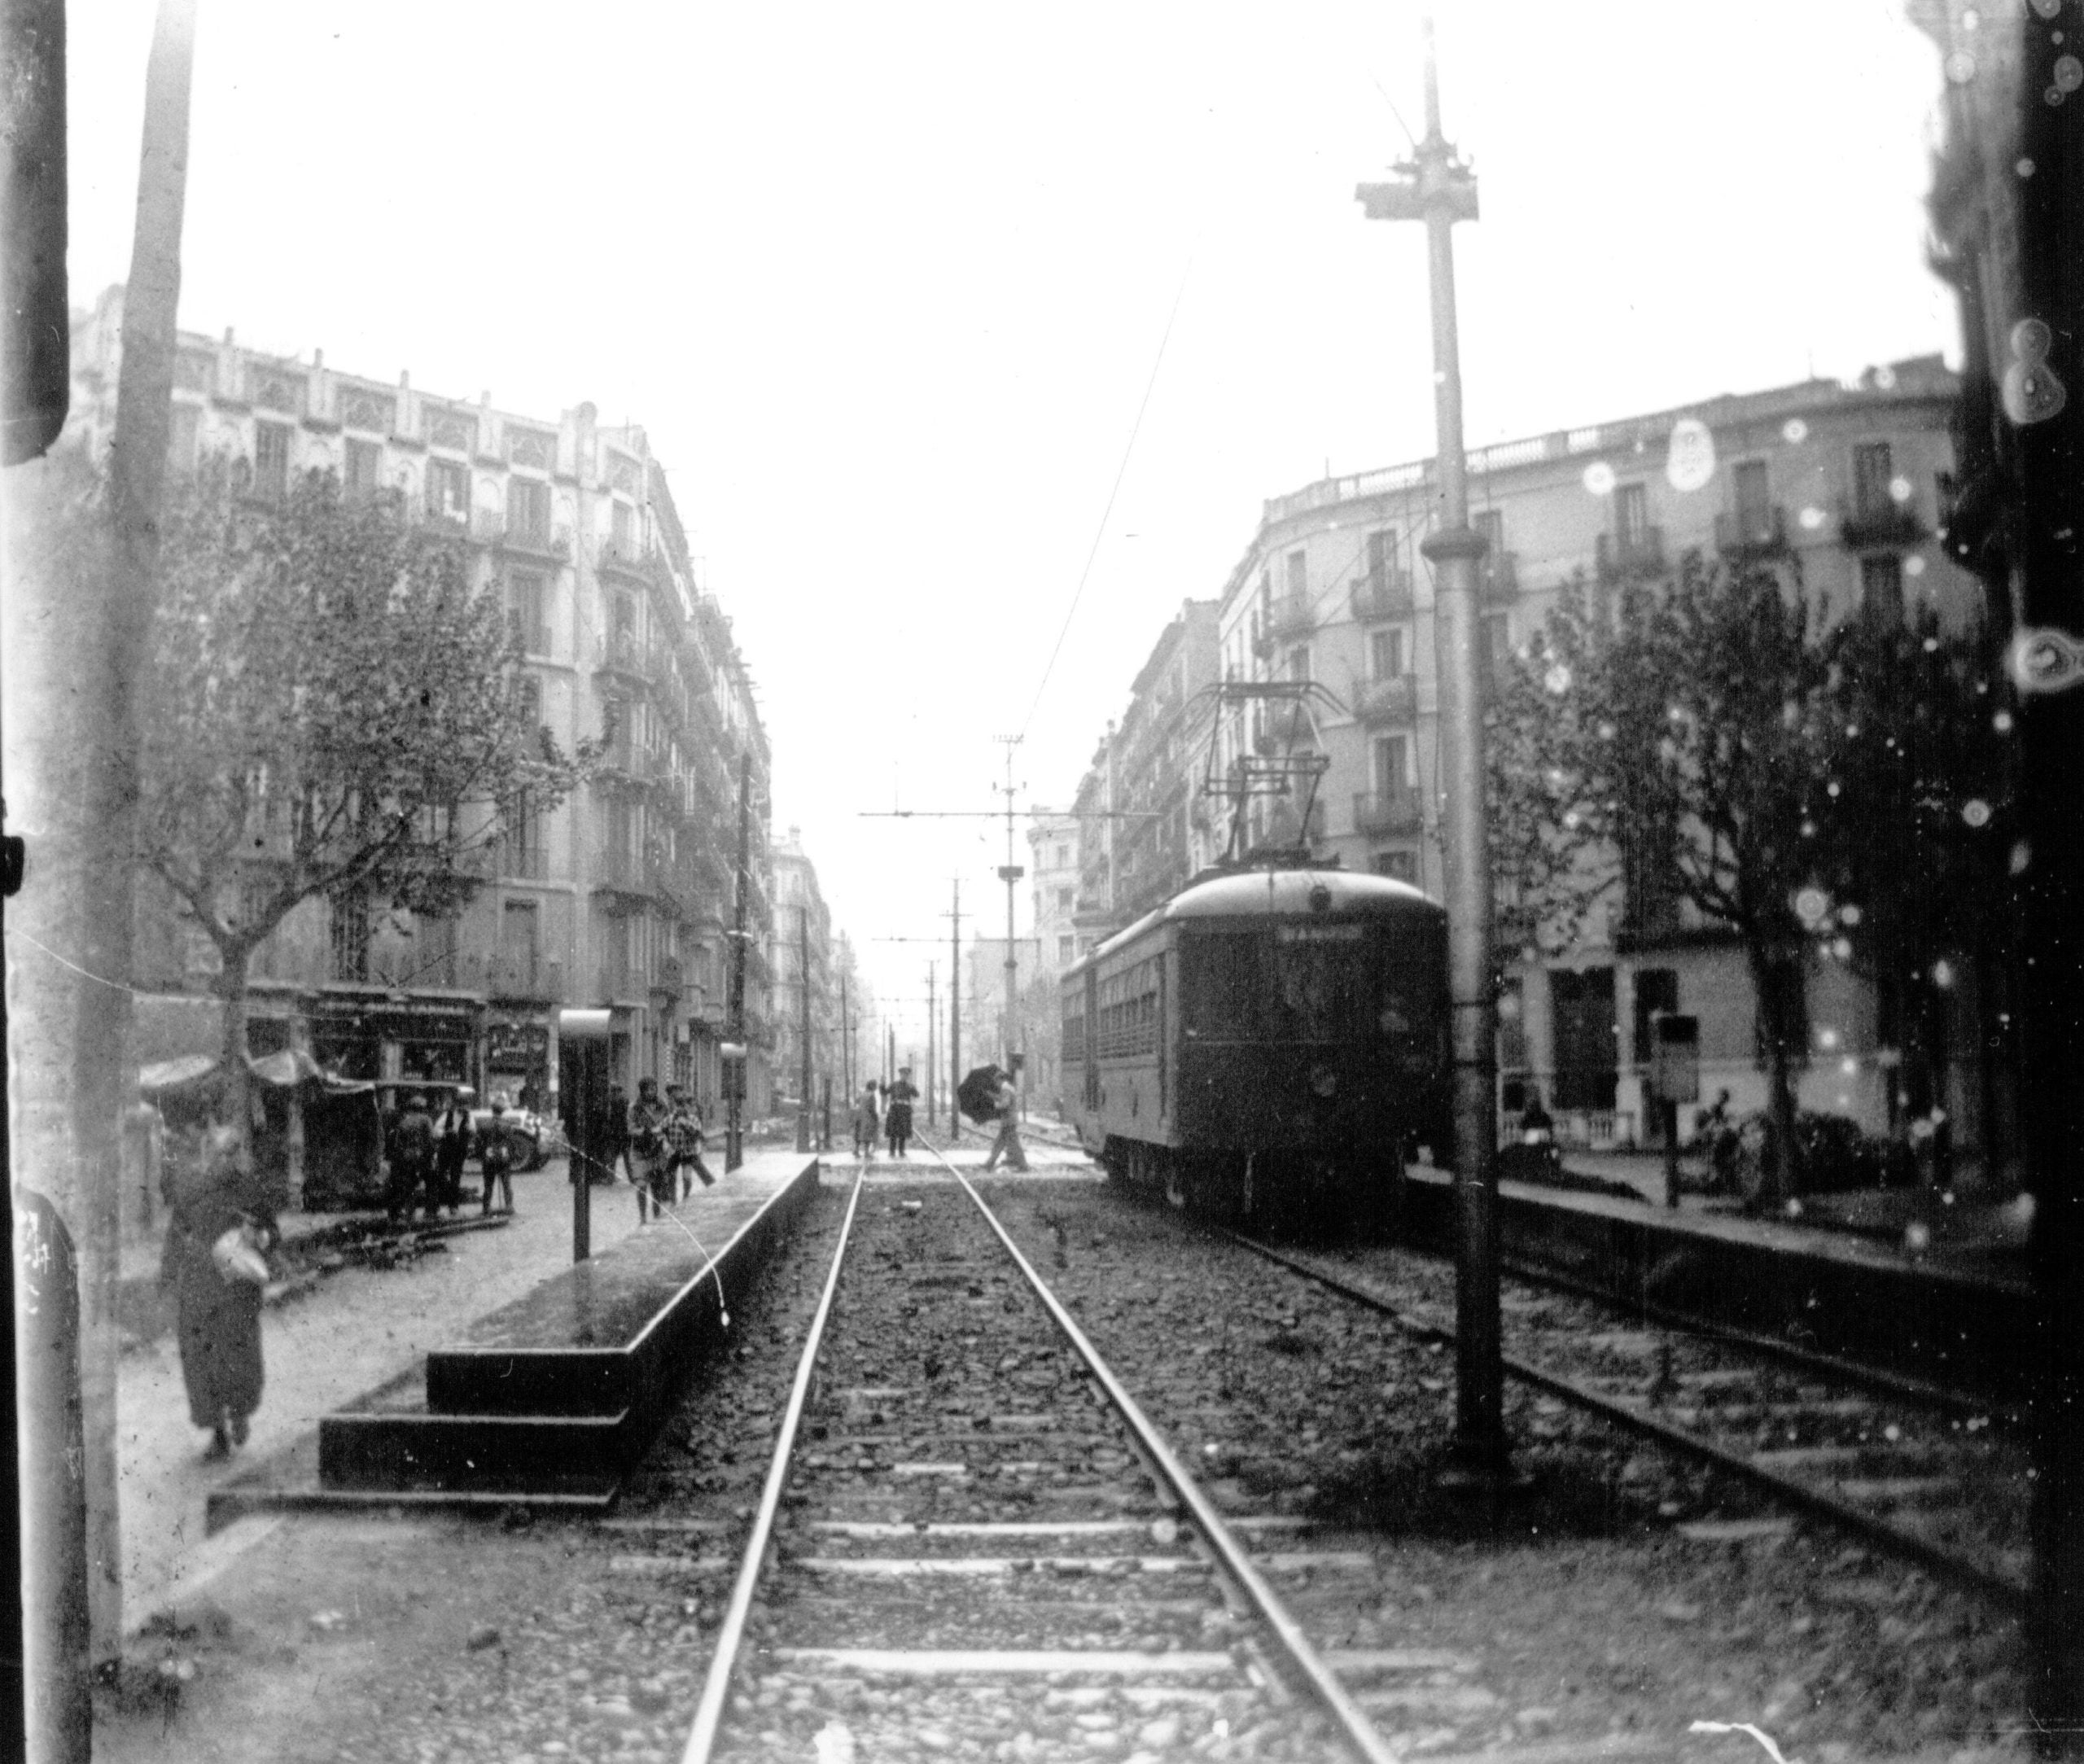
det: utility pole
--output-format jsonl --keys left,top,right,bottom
{"left": 795, "top": 905, "right": 812, "bottom": 1155}
{"left": 840, "top": 970, "right": 852, "bottom": 1102}
{"left": 949, "top": 880, "right": 962, "bottom": 1135}
{"left": 995, "top": 737, "right": 1025, "bottom": 1079}
{"left": 12, "top": 0, "right": 201, "bottom": 1686}
{"left": 725, "top": 753, "right": 752, "bottom": 1172}
{"left": 926, "top": 964, "right": 937, "bottom": 1129}
{"left": 1358, "top": 12, "right": 1508, "bottom": 1488}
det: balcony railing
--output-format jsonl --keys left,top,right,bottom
{"left": 1714, "top": 504, "right": 1789, "bottom": 558}
{"left": 593, "top": 846, "right": 647, "bottom": 893}
{"left": 487, "top": 955, "right": 563, "bottom": 1000}
{"left": 494, "top": 843, "right": 552, "bottom": 882}
{"left": 595, "top": 628, "right": 656, "bottom": 684}
{"left": 597, "top": 536, "right": 657, "bottom": 580}
{"left": 1353, "top": 674, "right": 1418, "bottom": 724}
{"left": 1594, "top": 527, "right": 1666, "bottom": 584}
{"left": 1267, "top": 593, "right": 1316, "bottom": 640}
{"left": 1349, "top": 575, "right": 1415, "bottom": 621}
{"left": 1353, "top": 786, "right": 1425, "bottom": 837}
{"left": 1837, "top": 495, "right": 1923, "bottom": 550}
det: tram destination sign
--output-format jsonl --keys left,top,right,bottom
{"left": 1276, "top": 923, "right": 1364, "bottom": 943}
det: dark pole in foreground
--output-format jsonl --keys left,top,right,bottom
{"left": 2003, "top": 6, "right": 2084, "bottom": 1743}
{"left": 1358, "top": 12, "right": 1508, "bottom": 1486}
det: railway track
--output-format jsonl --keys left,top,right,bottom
{"left": 1227, "top": 1232, "right": 2030, "bottom": 1613}
{"left": 668, "top": 1153, "right": 1419, "bottom": 1764}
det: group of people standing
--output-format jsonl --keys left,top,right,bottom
{"left": 621, "top": 1077, "right": 714, "bottom": 1225}
{"left": 383, "top": 1091, "right": 516, "bottom": 1223}
{"left": 851, "top": 1068, "right": 920, "bottom": 1159}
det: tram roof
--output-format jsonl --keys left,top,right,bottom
{"left": 1066, "top": 867, "right": 1441, "bottom": 976}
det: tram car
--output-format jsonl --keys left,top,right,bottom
{"left": 1061, "top": 866, "right": 1451, "bottom": 1226}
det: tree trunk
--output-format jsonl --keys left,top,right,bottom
{"left": 212, "top": 949, "right": 252, "bottom": 1140}
{"left": 1747, "top": 940, "right": 1805, "bottom": 1210}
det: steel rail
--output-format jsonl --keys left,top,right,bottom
{"left": 1226, "top": 1230, "right": 2027, "bottom": 1614}
{"left": 940, "top": 1149, "right": 1403, "bottom": 1764}
{"left": 680, "top": 1169, "right": 865, "bottom": 1764}
{"left": 1493, "top": 1248, "right": 2023, "bottom": 1428}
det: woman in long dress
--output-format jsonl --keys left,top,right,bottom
{"left": 161, "top": 1123, "right": 277, "bottom": 1460}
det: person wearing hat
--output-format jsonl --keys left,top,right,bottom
{"left": 628, "top": 1077, "right": 675, "bottom": 1223}
{"left": 387, "top": 1092, "right": 435, "bottom": 1225}
{"left": 479, "top": 1098, "right": 517, "bottom": 1215}
{"left": 666, "top": 1084, "right": 714, "bottom": 1198}
{"left": 884, "top": 1066, "right": 917, "bottom": 1158}
{"left": 432, "top": 1089, "right": 475, "bottom": 1218}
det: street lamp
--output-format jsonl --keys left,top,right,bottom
{"left": 1358, "top": 12, "right": 1509, "bottom": 1490}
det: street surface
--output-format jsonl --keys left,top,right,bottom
{"left": 116, "top": 1158, "right": 642, "bottom": 1631}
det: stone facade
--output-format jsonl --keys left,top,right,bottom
{"left": 1071, "top": 361, "right": 1990, "bottom": 1150}
{"left": 68, "top": 285, "right": 777, "bottom": 1124}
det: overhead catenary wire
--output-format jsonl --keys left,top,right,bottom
{"left": 1017, "top": 246, "right": 1197, "bottom": 743}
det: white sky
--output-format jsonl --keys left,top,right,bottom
{"left": 64, "top": 0, "right": 1956, "bottom": 1046}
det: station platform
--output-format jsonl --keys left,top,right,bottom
{"left": 207, "top": 1152, "right": 820, "bottom": 1528}
{"left": 1399, "top": 1161, "right": 2033, "bottom": 1405}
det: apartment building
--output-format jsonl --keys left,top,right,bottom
{"left": 769, "top": 827, "right": 836, "bottom": 1115}
{"left": 1206, "top": 357, "right": 1983, "bottom": 1145}
{"left": 68, "top": 286, "right": 777, "bottom": 1123}
{"left": 1066, "top": 602, "right": 1224, "bottom": 944}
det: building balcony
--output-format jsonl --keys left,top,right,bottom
{"left": 493, "top": 843, "right": 553, "bottom": 882}
{"left": 1595, "top": 527, "right": 1666, "bottom": 584}
{"left": 594, "top": 628, "right": 656, "bottom": 685}
{"left": 1837, "top": 495, "right": 1923, "bottom": 550}
{"left": 1479, "top": 550, "right": 1520, "bottom": 600}
{"left": 597, "top": 537, "right": 658, "bottom": 582}
{"left": 1353, "top": 786, "right": 1425, "bottom": 837}
{"left": 1266, "top": 593, "right": 1316, "bottom": 640}
{"left": 484, "top": 954, "right": 563, "bottom": 1001}
{"left": 1714, "top": 504, "right": 1789, "bottom": 559}
{"left": 592, "top": 846, "right": 648, "bottom": 895}
{"left": 1349, "top": 575, "right": 1415, "bottom": 622}
{"left": 597, "top": 964, "right": 640, "bottom": 1003}
{"left": 1353, "top": 674, "right": 1418, "bottom": 725}
{"left": 473, "top": 509, "right": 571, "bottom": 560}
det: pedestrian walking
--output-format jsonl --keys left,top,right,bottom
{"left": 885, "top": 1067, "right": 917, "bottom": 1158}
{"left": 599, "top": 1083, "right": 630, "bottom": 1187}
{"left": 479, "top": 1099, "right": 516, "bottom": 1215}
{"left": 667, "top": 1084, "right": 714, "bottom": 1197}
{"left": 982, "top": 1071, "right": 1030, "bottom": 1172}
{"left": 432, "top": 1092, "right": 474, "bottom": 1217}
{"left": 852, "top": 1082, "right": 880, "bottom": 1161}
{"left": 387, "top": 1092, "right": 435, "bottom": 1224}
{"left": 629, "top": 1078, "right": 675, "bottom": 1223}
{"left": 161, "top": 1122, "right": 278, "bottom": 1461}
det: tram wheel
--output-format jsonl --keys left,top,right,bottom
{"left": 1164, "top": 1155, "right": 1187, "bottom": 1210}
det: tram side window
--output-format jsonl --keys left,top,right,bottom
{"left": 1096, "top": 959, "right": 1161, "bottom": 1058}
{"left": 1062, "top": 998, "right": 1087, "bottom": 1062}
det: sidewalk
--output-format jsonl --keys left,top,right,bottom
{"left": 1556, "top": 1148, "right": 2031, "bottom": 1277}
{"left": 116, "top": 1156, "right": 648, "bottom": 1631}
